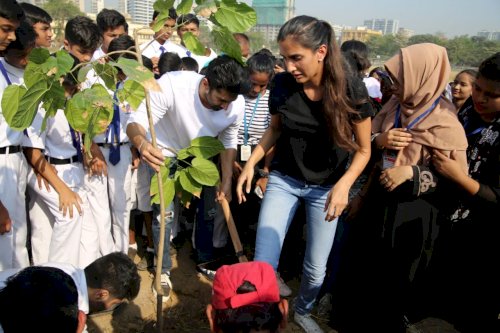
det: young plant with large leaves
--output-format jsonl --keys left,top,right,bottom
{"left": 150, "top": 136, "right": 225, "bottom": 207}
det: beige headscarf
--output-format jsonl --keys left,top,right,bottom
{"left": 372, "top": 43, "right": 468, "bottom": 169}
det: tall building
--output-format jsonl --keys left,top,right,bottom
{"left": 363, "top": 18, "right": 399, "bottom": 35}
{"left": 477, "top": 30, "right": 500, "bottom": 41}
{"left": 251, "top": 0, "right": 295, "bottom": 47}
{"left": 127, "top": 0, "right": 155, "bottom": 25}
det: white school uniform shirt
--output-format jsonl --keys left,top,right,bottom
{"left": 127, "top": 70, "right": 245, "bottom": 157}
{"left": 363, "top": 76, "right": 382, "bottom": 99}
{"left": 92, "top": 47, "right": 106, "bottom": 62}
{"left": 179, "top": 45, "right": 217, "bottom": 72}
{"left": 82, "top": 69, "right": 132, "bottom": 144}
{"left": 25, "top": 107, "right": 80, "bottom": 160}
{"left": 140, "top": 39, "right": 186, "bottom": 59}
{"left": 0, "top": 59, "right": 28, "bottom": 147}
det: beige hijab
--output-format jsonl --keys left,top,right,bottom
{"left": 372, "top": 43, "right": 468, "bottom": 168}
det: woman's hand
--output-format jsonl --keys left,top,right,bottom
{"left": 376, "top": 128, "right": 413, "bottom": 150}
{"left": 379, "top": 165, "right": 413, "bottom": 191}
{"left": 324, "top": 182, "right": 350, "bottom": 221}
{"left": 236, "top": 164, "right": 255, "bottom": 204}
{"left": 58, "top": 187, "right": 83, "bottom": 218}
{"left": 432, "top": 150, "right": 466, "bottom": 180}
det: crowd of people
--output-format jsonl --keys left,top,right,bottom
{"left": 0, "top": 0, "right": 499, "bottom": 332}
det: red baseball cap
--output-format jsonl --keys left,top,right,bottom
{"left": 211, "top": 261, "right": 280, "bottom": 310}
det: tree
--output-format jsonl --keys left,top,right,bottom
{"left": 43, "top": 0, "right": 84, "bottom": 43}
{"left": 408, "top": 34, "right": 446, "bottom": 46}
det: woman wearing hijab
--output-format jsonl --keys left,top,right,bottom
{"left": 335, "top": 43, "right": 468, "bottom": 332}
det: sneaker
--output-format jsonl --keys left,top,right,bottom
{"left": 294, "top": 313, "right": 324, "bottom": 333}
{"left": 152, "top": 273, "right": 172, "bottom": 302}
{"left": 276, "top": 272, "right": 292, "bottom": 297}
{"left": 137, "top": 251, "right": 154, "bottom": 271}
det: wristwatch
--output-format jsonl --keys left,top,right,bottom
{"left": 258, "top": 169, "right": 269, "bottom": 178}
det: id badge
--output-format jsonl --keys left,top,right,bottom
{"left": 240, "top": 145, "right": 251, "bottom": 161}
{"left": 382, "top": 150, "right": 398, "bottom": 170}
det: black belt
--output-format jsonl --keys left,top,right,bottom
{"left": 47, "top": 155, "right": 80, "bottom": 165}
{"left": 96, "top": 142, "right": 129, "bottom": 148}
{"left": 0, "top": 145, "right": 22, "bottom": 154}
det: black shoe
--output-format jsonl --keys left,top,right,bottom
{"left": 137, "top": 251, "right": 154, "bottom": 271}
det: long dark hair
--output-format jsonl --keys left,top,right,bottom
{"left": 277, "top": 15, "right": 357, "bottom": 151}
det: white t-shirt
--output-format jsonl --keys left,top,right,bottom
{"left": 127, "top": 70, "right": 245, "bottom": 157}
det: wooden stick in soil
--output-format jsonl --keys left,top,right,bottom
{"left": 133, "top": 30, "right": 166, "bottom": 333}
{"left": 219, "top": 198, "right": 248, "bottom": 263}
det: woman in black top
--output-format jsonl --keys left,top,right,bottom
{"left": 236, "top": 15, "right": 373, "bottom": 332}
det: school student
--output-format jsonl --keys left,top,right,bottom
{"left": 140, "top": 8, "right": 185, "bottom": 75}
{"left": 24, "top": 16, "right": 102, "bottom": 268}
{"left": 0, "top": 2, "right": 31, "bottom": 270}
{"left": 93, "top": 8, "right": 128, "bottom": 61}
{"left": 19, "top": 2, "right": 53, "bottom": 48}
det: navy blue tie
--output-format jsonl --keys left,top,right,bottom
{"left": 108, "top": 86, "right": 121, "bottom": 165}
{"left": 159, "top": 45, "right": 166, "bottom": 55}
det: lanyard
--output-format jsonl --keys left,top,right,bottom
{"left": 243, "top": 93, "right": 261, "bottom": 145}
{"left": 0, "top": 61, "right": 12, "bottom": 85}
{"left": 394, "top": 97, "right": 441, "bottom": 129}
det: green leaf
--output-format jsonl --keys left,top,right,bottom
{"left": 117, "top": 80, "right": 145, "bottom": 111}
{"left": 187, "top": 136, "right": 225, "bottom": 158}
{"left": 211, "top": 25, "right": 243, "bottom": 63}
{"left": 1, "top": 85, "right": 27, "bottom": 128}
{"left": 41, "top": 83, "right": 66, "bottom": 116}
{"left": 182, "top": 32, "right": 206, "bottom": 56}
{"left": 28, "top": 48, "right": 51, "bottom": 64}
{"left": 8, "top": 81, "right": 48, "bottom": 130}
{"left": 176, "top": 147, "right": 192, "bottom": 160}
{"left": 55, "top": 50, "right": 75, "bottom": 77}
{"left": 93, "top": 63, "right": 118, "bottom": 91}
{"left": 40, "top": 56, "right": 58, "bottom": 76}
{"left": 214, "top": 0, "right": 257, "bottom": 32}
{"left": 188, "top": 157, "right": 220, "bottom": 186}
{"left": 180, "top": 185, "right": 193, "bottom": 207}
{"left": 151, "top": 11, "right": 172, "bottom": 32}
{"left": 65, "top": 84, "right": 114, "bottom": 138}
{"left": 24, "top": 62, "right": 47, "bottom": 89}
{"left": 176, "top": 0, "right": 193, "bottom": 14}
{"left": 153, "top": 0, "right": 176, "bottom": 12}
{"left": 112, "top": 58, "right": 160, "bottom": 92}
{"left": 150, "top": 163, "right": 170, "bottom": 197}
{"left": 179, "top": 169, "right": 202, "bottom": 198}
{"left": 162, "top": 178, "right": 176, "bottom": 207}
{"left": 77, "top": 64, "right": 93, "bottom": 84}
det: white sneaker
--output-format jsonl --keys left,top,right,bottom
{"left": 152, "top": 272, "right": 172, "bottom": 302}
{"left": 294, "top": 313, "right": 324, "bottom": 333}
{"left": 276, "top": 272, "right": 292, "bottom": 297}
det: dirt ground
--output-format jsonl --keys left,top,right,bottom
{"left": 86, "top": 237, "right": 461, "bottom": 333}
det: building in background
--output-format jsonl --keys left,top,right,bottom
{"left": 340, "top": 26, "right": 382, "bottom": 44}
{"left": 398, "top": 27, "right": 414, "bottom": 38}
{"left": 251, "top": 0, "right": 295, "bottom": 47}
{"left": 363, "top": 18, "right": 399, "bottom": 35}
{"left": 127, "top": 0, "right": 154, "bottom": 25}
{"left": 477, "top": 30, "right": 500, "bottom": 41}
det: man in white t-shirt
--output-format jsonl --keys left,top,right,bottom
{"left": 140, "top": 8, "right": 185, "bottom": 75}
{"left": 127, "top": 55, "right": 249, "bottom": 301}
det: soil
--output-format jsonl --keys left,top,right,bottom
{"left": 86, "top": 238, "right": 460, "bottom": 333}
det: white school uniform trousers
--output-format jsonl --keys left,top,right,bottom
{"left": 82, "top": 74, "right": 133, "bottom": 254}
{"left": 0, "top": 59, "right": 30, "bottom": 270}
{"left": 127, "top": 70, "right": 244, "bottom": 252}
{"left": 25, "top": 107, "right": 99, "bottom": 268}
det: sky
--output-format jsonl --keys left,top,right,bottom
{"left": 248, "top": 0, "right": 500, "bottom": 38}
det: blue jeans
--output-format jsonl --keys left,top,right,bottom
{"left": 150, "top": 159, "right": 177, "bottom": 274}
{"left": 254, "top": 170, "right": 338, "bottom": 315}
